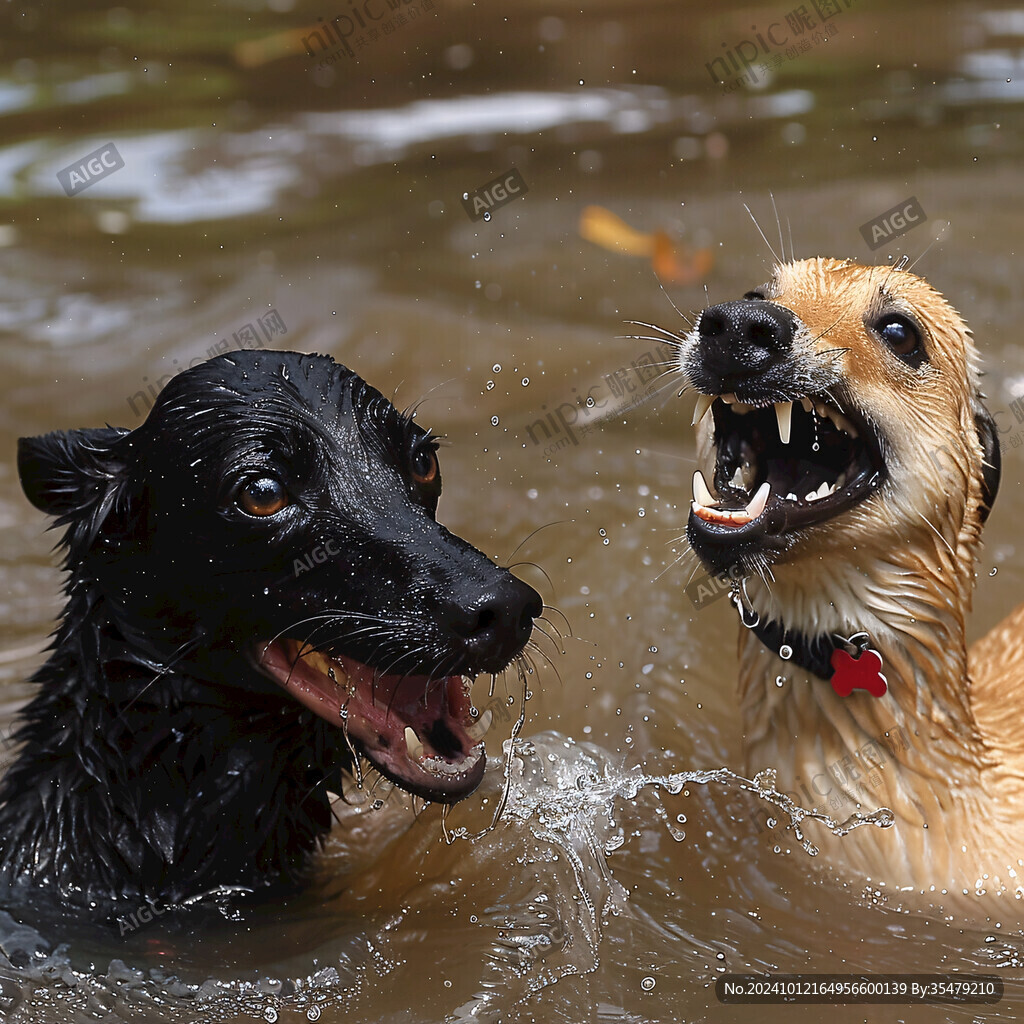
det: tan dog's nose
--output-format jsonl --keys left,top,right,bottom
{"left": 697, "top": 299, "right": 796, "bottom": 392}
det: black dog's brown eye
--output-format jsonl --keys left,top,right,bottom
{"left": 238, "top": 477, "right": 289, "bottom": 517}
{"left": 411, "top": 448, "right": 438, "bottom": 484}
{"left": 874, "top": 312, "right": 922, "bottom": 358}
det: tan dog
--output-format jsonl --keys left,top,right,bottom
{"left": 673, "top": 257, "right": 1024, "bottom": 900}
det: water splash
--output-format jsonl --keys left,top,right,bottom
{"left": 729, "top": 577, "right": 760, "bottom": 629}
{"left": 435, "top": 733, "right": 893, "bottom": 1015}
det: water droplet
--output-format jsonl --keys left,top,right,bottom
{"left": 775, "top": 676, "right": 785, "bottom": 687}
{"left": 493, "top": 363, "right": 502, "bottom": 372}
{"left": 490, "top": 415, "right": 499, "bottom": 426}
{"left": 990, "top": 567, "right": 998, "bottom": 576}
{"left": 486, "top": 380, "right": 494, "bottom": 390}
{"left": 521, "top": 377, "right": 529, "bottom": 386}
{"left": 641, "top": 976, "right": 656, "bottom": 991}
{"left": 482, "top": 211, "right": 491, "bottom": 221}
{"left": 779, "top": 644, "right": 793, "bottom": 660}
{"left": 638, "top": 508, "right": 646, "bottom": 517}
{"left": 263, "top": 1009, "right": 279, "bottom": 1023}
{"left": 462, "top": 192, "right": 469, "bottom": 200}
{"left": 306, "top": 1007, "right": 322, "bottom": 1022}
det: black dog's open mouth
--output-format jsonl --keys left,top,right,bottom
{"left": 688, "top": 392, "right": 886, "bottom": 558}
{"left": 257, "top": 639, "right": 490, "bottom": 803}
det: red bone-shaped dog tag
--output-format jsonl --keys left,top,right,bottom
{"left": 829, "top": 647, "right": 888, "bottom": 698}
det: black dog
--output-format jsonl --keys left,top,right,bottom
{"left": 0, "top": 351, "right": 541, "bottom": 912}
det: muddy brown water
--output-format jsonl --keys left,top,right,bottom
{"left": 1, "top": 1, "right": 1024, "bottom": 1021}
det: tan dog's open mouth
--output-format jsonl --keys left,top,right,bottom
{"left": 688, "top": 389, "right": 886, "bottom": 561}
{"left": 256, "top": 639, "right": 489, "bottom": 803}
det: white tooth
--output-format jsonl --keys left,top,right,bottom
{"left": 799, "top": 397, "right": 813, "bottom": 413}
{"left": 805, "top": 490, "right": 817, "bottom": 502}
{"left": 774, "top": 402, "right": 793, "bottom": 444}
{"left": 745, "top": 481, "right": 770, "bottom": 519}
{"left": 404, "top": 726, "right": 424, "bottom": 761}
{"left": 465, "top": 708, "right": 493, "bottom": 742}
{"left": 692, "top": 470, "right": 718, "bottom": 507}
{"left": 691, "top": 393, "right": 715, "bottom": 426}
{"left": 720, "top": 393, "right": 737, "bottom": 404}
{"left": 816, "top": 481, "right": 832, "bottom": 499}
{"left": 786, "top": 492, "right": 798, "bottom": 501}
{"left": 835, "top": 472, "right": 847, "bottom": 490}
{"left": 730, "top": 466, "right": 745, "bottom": 489}
{"left": 813, "top": 402, "right": 829, "bottom": 419}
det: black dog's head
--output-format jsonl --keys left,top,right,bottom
{"left": 18, "top": 350, "right": 541, "bottom": 804}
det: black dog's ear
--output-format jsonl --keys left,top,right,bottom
{"left": 972, "top": 400, "right": 1001, "bottom": 524}
{"left": 18, "top": 427, "right": 132, "bottom": 553}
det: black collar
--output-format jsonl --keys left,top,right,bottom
{"left": 749, "top": 617, "right": 837, "bottom": 681}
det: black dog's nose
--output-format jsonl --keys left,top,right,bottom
{"left": 697, "top": 300, "right": 795, "bottom": 390}
{"left": 446, "top": 576, "right": 542, "bottom": 672}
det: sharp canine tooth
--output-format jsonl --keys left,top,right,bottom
{"left": 692, "top": 470, "right": 717, "bottom": 507}
{"left": 745, "top": 481, "right": 770, "bottom": 519}
{"left": 404, "top": 726, "right": 424, "bottom": 760}
{"left": 692, "top": 393, "right": 715, "bottom": 426}
{"left": 774, "top": 402, "right": 793, "bottom": 444}
{"left": 730, "top": 466, "right": 745, "bottom": 488}
{"left": 465, "top": 708, "right": 493, "bottom": 742}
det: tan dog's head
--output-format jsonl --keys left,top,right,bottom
{"left": 677, "top": 258, "right": 1001, "bottom": 581}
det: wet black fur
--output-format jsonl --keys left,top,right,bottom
{"left": 0, "top": 351, "right": 540, "bottom": 913}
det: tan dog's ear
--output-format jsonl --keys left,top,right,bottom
{"left": 973, "top": 400, "right": 1001, "bottom": 523}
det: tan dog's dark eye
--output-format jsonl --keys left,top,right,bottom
{"left": 411, "top": 448, "right": 438, "bottom": 484}
{"left": 238, "top": 477, "right": 289, "bottom": 517}
{"left": 874, "top": 312, "right": 922, "bottom": 358}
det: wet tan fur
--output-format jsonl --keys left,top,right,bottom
{"left": 697, "top": 258, "right": 1024, "bottom": 902}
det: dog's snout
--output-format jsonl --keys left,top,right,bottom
{"left": 697, "top": 300, "right": 795, "bottom": 388}
{"left": 446, "top": 576, "right": 542, "bottom": 670}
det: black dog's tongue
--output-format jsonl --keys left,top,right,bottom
{"left": 256, "top": 639, "right": 489, "bottom": 803}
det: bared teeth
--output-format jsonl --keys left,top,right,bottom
{"left": 805, "top": 481, "right": 837, "bottom": 502}
{"left": 465, "top": 708, "right": 493, "bottom": 742}
{"left": 774, "top": 401, "right": 793, "bottom": 444}
{"left": 692, "top": 470, "right": 718, "bottom": 507}
{"left": 692, "top": 480, "right": 770, "bottom": 526}
{"left": 745, "top": 480, "right": 771, "bottom": 519}
{"left": 404, "top": 726, "right": 425, "bottom": 761}
{"left": 692, "top": 393, "right": 715, "bottom": 426}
